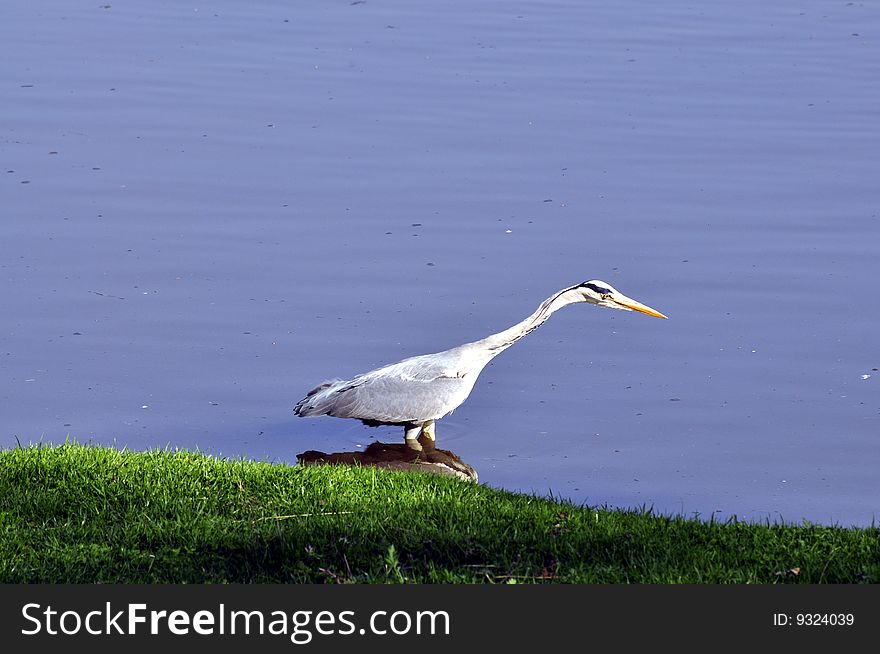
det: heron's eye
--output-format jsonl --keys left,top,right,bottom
{"left": 601, "top": 293, "right": 612, "bottom": 301}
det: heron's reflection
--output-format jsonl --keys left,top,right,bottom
{"left": 297, "top": 435, "right": 477, "bottom": 482}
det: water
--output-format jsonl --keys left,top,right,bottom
{"left": 2, "top": 0, "right": 878, "bottom": 526}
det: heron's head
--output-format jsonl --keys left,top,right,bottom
{"left": 577, "top": 280, "right": 668, "bottom": 319}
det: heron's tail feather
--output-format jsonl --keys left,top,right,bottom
{"left": 293, "top": 379, "right": 345, "bottom": 417}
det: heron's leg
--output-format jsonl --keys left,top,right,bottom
{"left": 421, "top": 420, "right": 436, "bottom": 442}
{"left": 403, "top": 422, "right": 423, "bottom": 450}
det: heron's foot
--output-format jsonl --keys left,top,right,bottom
{"left": 404, "top": 437, "right": 423, "bottom": 452}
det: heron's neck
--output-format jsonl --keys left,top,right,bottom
{"left": 475, "top": 286, "right": 583, "bottom": 357}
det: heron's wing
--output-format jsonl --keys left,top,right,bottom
{"left": 376, "top": 353, "right": 467, "bottom": 383}
{"left": 295, "top": 352, "right": 474, "bottom": 423}
{"left": 336, "top": 373, "right": 468, "bottom": 423}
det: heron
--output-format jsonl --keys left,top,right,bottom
{"left": 294, "top": 280, "right": 667, "bottom": 449}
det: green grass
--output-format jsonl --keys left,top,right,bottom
{"left": 0, "top": 443, "right": 877, "bottom": 583}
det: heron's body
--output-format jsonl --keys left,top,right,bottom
{"left": 294, "top": 280, "right": 666, "bottom": 448}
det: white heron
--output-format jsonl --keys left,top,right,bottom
{"left": 294, "top": 280, "right": 666, "bottom": 449}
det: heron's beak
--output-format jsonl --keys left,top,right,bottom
{"left": 610, "top": 293, "right": 668, "bottom": 319}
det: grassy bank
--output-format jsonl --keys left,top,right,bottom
{"left": 0, "top": 443, "right": 876, "bottom": 583}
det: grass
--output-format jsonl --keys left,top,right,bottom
{"left": 0, "top": 443, "right": 877, "bottom": 583}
